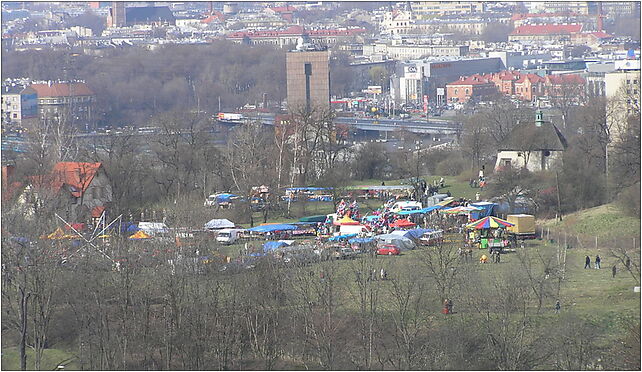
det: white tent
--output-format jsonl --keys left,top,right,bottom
{"left": 138, "top": 222, "right": 169, "bottom": 235}
{"left": 204, "top": 218, "right": 235, "bottom": 230}
{"left": 374, "top": 234, "right": 416, "bottom": 251}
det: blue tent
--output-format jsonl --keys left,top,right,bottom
{"left": 363, "top": 215, "right": 381, "bottom": 222}
{"left": 348, "top": 237, "right": 375, "bottom": 244}
{"left": 470, "top": 202, "right": 497, "bottom": 220}
{"left": 263, "top": 241, "right": 290, "bottom": 251}
{"left": 216, "top": 193, "right": 238, "bottom": 203}
{"left": 396, "top": 205, "right": 442, "bottom": 215}
{"left": 247, "top": 224, "right": 298, "bottom": 233}
{"left": 328, "top": 233, "right": 358, "bottom": 242}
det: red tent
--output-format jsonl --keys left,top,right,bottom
{"left": 390, "top": 219, "right": 416, "bottom": 228}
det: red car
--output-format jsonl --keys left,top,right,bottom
{"left": 377, "top": 245, "right": 400, "bottom": 256}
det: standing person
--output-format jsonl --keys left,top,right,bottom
{"left": 584, "top": 255, "right": 591, "bottom": 269}
{"left": 496, "top": 251, "right": 501, "bottom": 263}
{"left": 595, "top": 255, "right": 601, "bottom": 269}
{"left": 612, "top": 265, "right": 617, "bottom": 278}
{"left": 447, "top": 299, "right": 453, "bottom": 314}
{"left": 625, "top": 257, "right": 631, "bottom": 270}
{"left": 554, "top": 299, "right": 561, "bottom": 314}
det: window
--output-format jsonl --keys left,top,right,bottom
{"left": 454, "top": 89, "right": 458, "bottom": 94}
{"left": 465, "top": 88, "right": 469, "bottom": 94}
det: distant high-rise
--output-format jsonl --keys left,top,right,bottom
{"left": 109, "top": 2, "right": 126, "bottom": 27}
{"left": 286, "top": 43, "right": 330, "bottom": 111}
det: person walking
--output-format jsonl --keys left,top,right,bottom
{"left": 554, "top": 299, "right": 561, "bottom": 314}
{"left": 625, "top": 257, "right": 631, "bottom": 270}
{"left": 612, "top": 265, "right": 617, "bottom": 278}
{"left": 595, "top": 255, "right": 601, "bottom": 269}
{"left": 584, "top": 255, "right": 591, "bottom": 269}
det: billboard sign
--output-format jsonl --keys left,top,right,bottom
{"left": 404, "top": 65, "right": 420, "bottom": 80}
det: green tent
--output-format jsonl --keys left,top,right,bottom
{"left": 299, "top": 215, "right": 327, "bottom": 223}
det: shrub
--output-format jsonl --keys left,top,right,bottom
{"left": 616, "top": 182, "right": 641, "bottom": 218}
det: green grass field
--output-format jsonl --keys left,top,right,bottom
{"left": 1, "top": 347, "right": 79, "bottom": 371}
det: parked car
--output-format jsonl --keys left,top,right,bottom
{"left": 377, "top": 245, "right": 401, "bottom": 256}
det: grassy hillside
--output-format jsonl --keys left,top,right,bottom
{"left": 543, "top": 203, "right": 641, "bottom": 238}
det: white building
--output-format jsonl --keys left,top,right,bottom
{"left": 495, "top": 111, "right": 568, "bottom": 172}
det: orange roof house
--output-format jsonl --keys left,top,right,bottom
{"left": 32, "top": 162, "right": 103, "bottom": 197}
{"left": 29, "top": 82, "right": 94, "bottom": 98}
{"left": 19, "top": 162, "right": 112, "bottom": 221}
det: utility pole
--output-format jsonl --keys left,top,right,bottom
{"left": 555, "top": 171, "right": 562, "bottom": 221}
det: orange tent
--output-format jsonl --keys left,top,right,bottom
{"left": 333, "top": 216, "right": 360, "bottom": 226}
{"left": 42, "top": 227, "right": 77, "bottom": 240}
{"left": 129, "top": 230, "right": 152, "bottom": 240}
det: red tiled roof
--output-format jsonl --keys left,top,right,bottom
{"left": 447, "top": 74, "right": 493, "bottom": 86}
{"left": 515, "top": 73, "right": 546, "bottom": 84}
{"left": 510, "top": 24, "right": 582, "bottom": 35}
{"left": 32, "top": 162, "right": 102, "bottom": 198}
{"left": 201, "top": 11, "right": 224, "bottom": 23}
{"left": 589, "top": 31, "right": 612, "bottom": 39}
{"left": 29, "top": 83, "right": 94, "bottom": 97}
{"left": 91, "top": 205, "right": 106, "bottom": 218}
{"left": 546, "top": 74, "right": 585, "bottom": 85}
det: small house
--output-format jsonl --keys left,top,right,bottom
{"left": 495, "top": 110, "right": 568, "bottom": 172}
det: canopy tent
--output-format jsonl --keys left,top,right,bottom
{"left": 138, "top": 222, "right": 168, "bottom": 234}
{"left": 390, "top": 219, "right": 416, "bottom": 228}
{"left": 362, "top": 215, "right": 381, "bottom": 222}
{"left": 247, "top": 224, "right": 297, "bottom": 233}
{"left": 333, "top": 216, "right": 360, "bottom": 226}
{"left": 374, "top": 234, "right": 416, "bottom": 251}
{"left": 389, "top": 228, "right": 433, "bottom": 240}
{"left": 129, "top": 230, "right": 152, "bottom": 240}
{"left": 437, "top": 197, "right": 455, "bottom": 206}
{"left": 439, "top": 205, "right": 482, "bottom": 214}
{"left": 466, "top": 216, "right": 514, "bottom": 230}
{"left": 348, "top": 237, "right": 375, "bottom": 244}
{"left": 42, "top": 227, "right": 77, "bottom": 240}
{"left": 299, "top": 215, "right": 328, "bottom": 223}
{"left": 469, "top": 202, "right": 496, "bottom": 220}
{"left": 204, "top": 218, "right": 235, "bottom": 230}
{"left": 397, "top": 205, "right": 442, "bottom": 215}
{"left": 328, "top": 233, "right": 358, "bottom": 242}
{"left": 263, "top": 240, "right": 295, "bottom": 251}
{"left": 215, "top": 193, "right": 239, "bottom": 203}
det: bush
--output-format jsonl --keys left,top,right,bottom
{"left": 616, "top": 182, "right": 641, "bottom": 218}
{"left": 436, "top": 156, "right": 466, "bottom": 176}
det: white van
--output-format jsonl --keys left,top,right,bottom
{"left": 216, "top": 229, "right": 245, "bottom": 245}
{"left": 391, "top": 201, "right": 422, "bottom": 213}
{"left": 339, "top": 224, "right": 371, "bottom": 236}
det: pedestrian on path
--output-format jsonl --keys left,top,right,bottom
{"left": 584, "top": 255, "right": 591, "bottom": 269}
{"left": 595, "top": 255, "right": 601, "bottom": 269}
{"left": 554, "top": 299, "right": 561, "bottom": 314}
{"left": 612, "top": 265, "right": 617, "bottom": 278}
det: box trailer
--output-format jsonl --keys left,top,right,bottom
{"left": 506, "top": 214, "right": 536, "bottom": 240}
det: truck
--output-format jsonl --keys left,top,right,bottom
{"left": 216, "top": 229, "right": 246, "bottom": 245}
{"left": 217, "top": 113, "right": 244, "bottom": 121}
{"left": 506, "top": 214, "right": 536, "bottom": 240}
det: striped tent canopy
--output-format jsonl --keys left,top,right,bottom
{"left": 466, "top": 216, "right": 514, "bottom": 230}
{"left": 439, "top": 205, "right": 482, "bottom": 214}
